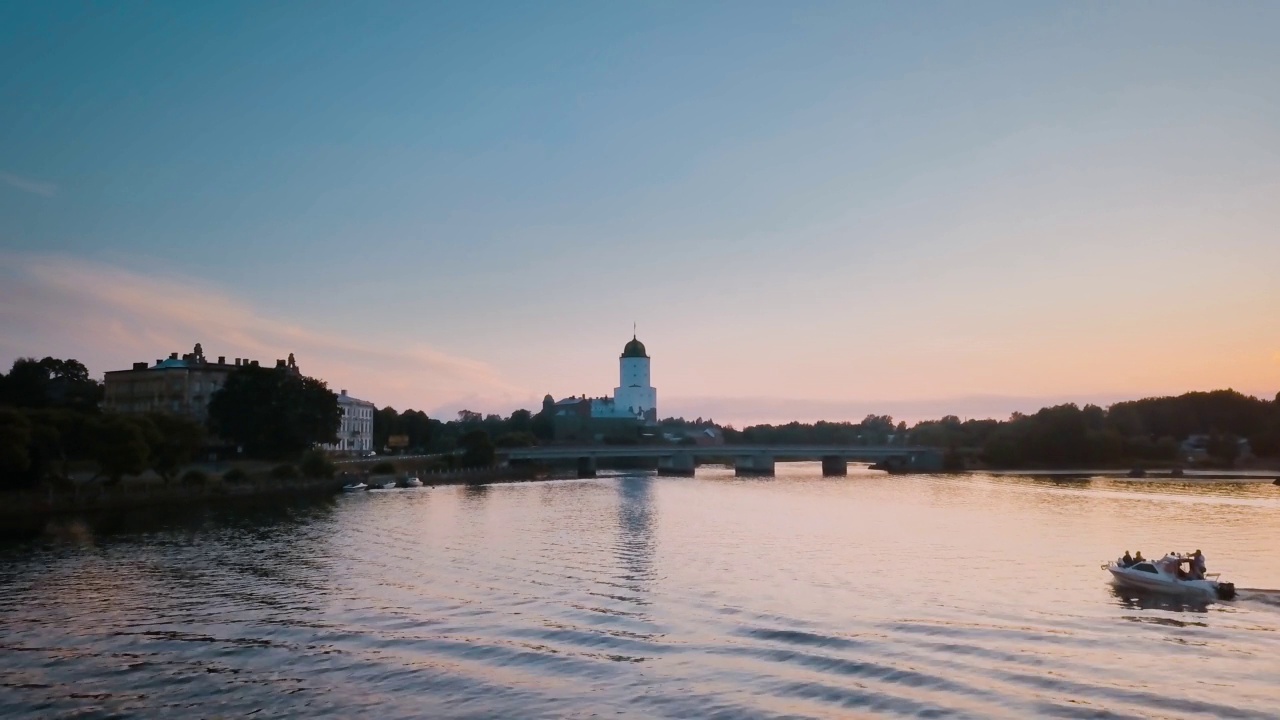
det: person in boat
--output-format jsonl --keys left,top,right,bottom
{"left": 1133, "top": 551, "right": 1144, "bottom": 563}
{"left": 1121, "top": 551, "right": 1133, "bottom": 567}
{"left": 1190, "top": 549, "right": 1206, "bottom": 580}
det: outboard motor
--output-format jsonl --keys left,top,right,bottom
{"left": 1217, "top": 582, "right": 1236, "bottom": 600}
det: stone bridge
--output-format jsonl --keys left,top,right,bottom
{"left": 501, "top": 444, "right": 944, "bottom": 478}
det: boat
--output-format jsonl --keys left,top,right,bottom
{"left": 342, "top": 482, "right": 368, "bottom": 492}
{"left": 371, "top": 479, "right": 397, "bottom": 490}
{"left": 1103, "top": 554, "right": 1235, "bottom": 600}
{"left": 402, "top": 476, "right": 423, "bottom": 488}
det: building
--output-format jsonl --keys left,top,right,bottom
{"left": 325, "top": 389, "right": 376, "bottom": 454}
{"left": 102, "top": 343, "right": 300, "bottom": 422}
{"left": 104, "top": 344, "right": 233, "bottom": 421}
{"left": 596, "top": 335, "right": 658, "bottom": 422}
{"left": 552, "top": 335, "right": 659, "bottom": 441}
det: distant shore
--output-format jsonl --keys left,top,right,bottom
{"left": 983, "top": 468, "right": 1280, "bottom": 482}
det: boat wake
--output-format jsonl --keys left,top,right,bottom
{"left": 1233, "top": 588, "right": 1280, "bottom": 610}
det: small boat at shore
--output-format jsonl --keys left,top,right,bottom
{"left": 1104, "top": 554, "right": 1235, "bottom": 600}
{"left": 342, "top": 482, "right": 368, "bottom": 492}
{"left": 402, "top": 477, "right": 423, "bottom": 488}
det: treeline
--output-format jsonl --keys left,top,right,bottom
{"left": 371, "top": 406, "right": 552, "bottom": 454}
{"left": 724, "top": 390, "right": 1280, "bottom": 468}
{"left": 1, "top": 407, "right": 207, "bottom": 489}
{"left": 0, "top": 356, "right": 344, "bottom": 491}
{"left": 0, "top": 357, "right": 208, "bottom": 489}
{"left": 6, "top": 349, "right": 1276, "bottom": 484}
{"left": 723, "top": 414, "right": 903, "bottom": 445}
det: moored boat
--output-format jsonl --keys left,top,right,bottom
{"left": 402, "top": 476, "right": 423, "bottom": 488}
{"left": 342, "top": 482, "right": 368, "bottom": 492}
{"left": 1104, "top": 554, "right": 1235, "bottom": 600}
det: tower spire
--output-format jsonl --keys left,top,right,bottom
{"left": 633, "top": 321, "right": 636, "bottom": 339}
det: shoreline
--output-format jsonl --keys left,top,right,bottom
{"left": 0, "top": 465, "right": 540, "bottom": 539}
{"left": 982, "top": 469, "right": 1280, "bottom": 482}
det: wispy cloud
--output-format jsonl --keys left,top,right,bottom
{"left": 0, "top": 171, "right": 57, "bottom": 197}
{"left": 0, "top": 253, "right": 523, "bottom": 412}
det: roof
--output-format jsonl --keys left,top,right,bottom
{"left": 621, "top": 336, "right": 648, "bottom": 359}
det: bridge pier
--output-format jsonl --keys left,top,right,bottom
{"left": 821, "top": 455, "right": 847, "bottom": 476}
{"left": 576, "top": 456, "right": 597, "bottom": 478}
{"left": 658, "top": 453, "right": 695, "bottom": 477}
{"left": 735, "top": 453, "right": 775, "bottom": 477}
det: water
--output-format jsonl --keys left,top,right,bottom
{"left": 3, "top": 465, "right": 1280, "bottom": 719}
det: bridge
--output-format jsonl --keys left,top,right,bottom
{"left": 501, "top": 444, "right": 944, "bottom": 478}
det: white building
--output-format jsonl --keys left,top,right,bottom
{"left": 327, "top": 389, "right": 376, "bottom": 453}
{"left": 589, "top": 335, "right": 658, "bottom": 422}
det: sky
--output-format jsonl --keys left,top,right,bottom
{"left": 2, "top": 1, "right": 1278, "bottom": 426}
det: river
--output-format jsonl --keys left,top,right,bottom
{"left": 3, "top": 465, "right": 1279, "bottom": 718}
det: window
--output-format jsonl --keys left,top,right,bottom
{"left": 1131, "top": 563, "right": 1158, "bottom": 574}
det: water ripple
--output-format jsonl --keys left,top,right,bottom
{"left": 2, "top": 471, "right": 1279, "bottom": 718}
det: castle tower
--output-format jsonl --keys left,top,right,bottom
{"left": 614, "top": 335, "right": 657, "bottom": 421}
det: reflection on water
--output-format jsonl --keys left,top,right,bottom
{"left": 2, "top": 468, "right": 1280, "bottom": 719}
{"left": 615, "top": 475, "right": 655, "bottom": 588}
{"left": 1111, "top": 587, "right": 1214, "bottom": 615}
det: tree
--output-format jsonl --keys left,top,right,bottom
{"left": 372, "top": 406, "right": 399, "bottom": 451}
{"left": 143, "top": 413, "right": 206, "bottom": 483}
{"left": 1206, "top": 433, "right": 1240, "bottom": 467}
{"left": 459, "top": 429, "right": 495, "bottom": 468}
{"left": 0, "top": 357, "right": 102, "bottom": 411}
{"left": 494, "top": 431, "right": 537, "bottom": 448}
{"left": 207, "top": 365, "right": 339, "bottom": 457}
{"left": 0, "top": 409, "right": 32, "bottom": 488}
{"left": 92, "top": 416, "right": 150, "bottom": 485}
{"left": 507, "top": 409, "right": 533, "bottom": 434}
{"left": 399, "top": 410, "right": 433, "bottom": 450}
{"left": 0, "top": 358, "right": 53, "bottom": 408}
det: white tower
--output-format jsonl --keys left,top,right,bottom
{"left": 614, "top": 335, "right": 657, "bottom": 421}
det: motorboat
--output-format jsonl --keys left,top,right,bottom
{"left": 402, "top": 476, "right": 423, "bottom": 488}
{"left": 1103, "top": 554, "right": 1235, "bottom": 600}
{"left": 342, "top": 482, "right": 368, "bottom": 492}
{"left": 371, "top": 479, "right": 397, "bottom": 490}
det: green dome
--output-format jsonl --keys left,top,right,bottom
{"left": 621, "top": 336, "right": 648, "bottom": 359}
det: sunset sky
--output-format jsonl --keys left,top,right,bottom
{"left": 2, "top": 2, "right": 1278, "bottom": 425}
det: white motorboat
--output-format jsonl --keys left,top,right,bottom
{"left": 402, "top": 477, "right": 423, "bottom": 488}
{"left": 1104, "top": 554, "right": 1235, "bottom": 600}
{"left": 342, "top": 482, "right": 368, "bottom": 492}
